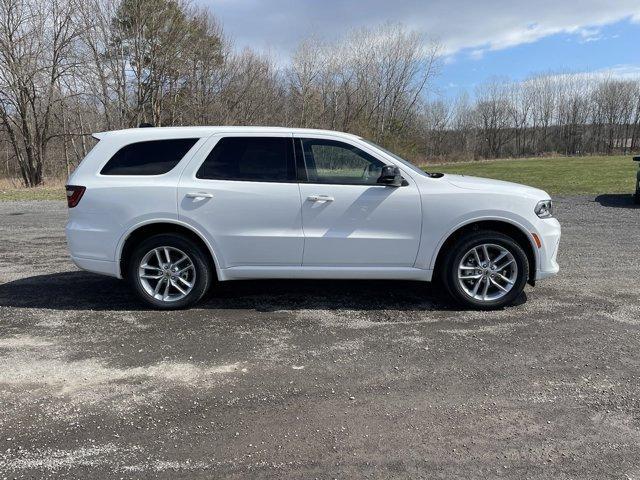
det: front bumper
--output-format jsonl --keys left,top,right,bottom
{"left": 534, "top": 217, "right": 561, "bottom": 281}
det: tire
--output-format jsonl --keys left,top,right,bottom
{"left": 127, "top": 233, "right": 212, "bottom": 310}
{"left": 634, "top": 188, "right": 640, "bottom": 205}
{"left": 441, "top": 230, "right": 529, "bottom": 310}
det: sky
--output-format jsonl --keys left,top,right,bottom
{"left": 200, "top": 0, "right": 640, "bottom": 98}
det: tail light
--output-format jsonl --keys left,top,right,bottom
{"left": 65, "top": 185, "right": 86, "bottom": 208}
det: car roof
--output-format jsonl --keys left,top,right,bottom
{"left": 93, "top": 126, "right": 362, "bottom": 142}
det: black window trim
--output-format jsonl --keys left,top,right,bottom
{"left": 190, "top": 134, "right": 405, "bottom": 187}
{"left": 194, "top": 135, "right": 299, "bottom": 184}
{"left": 99, "top": 137, "right": 202, "bottom": 177}
{"left": 296, "top": 137, "right": 394, "bottom": 187}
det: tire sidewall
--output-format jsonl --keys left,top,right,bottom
{"left": 127, "top": 233, "right": 211, "bottom": 309}
{"left": 444, "top": 231, "right": 529, "bottom": 309}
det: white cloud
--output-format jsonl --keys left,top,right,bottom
{"left": 512, "top": 65, "right": 640, "bottom": 91}
{"left": 468, "top": 49, "right": 485, "bottom": 60}
{"left": 594, "top": 64, "right": 640, "bottom": 80}
{"left": 200, "top": 0, "right": 640, "bottom": 59}
{"left": 576, "top": 27, "right": 603, "bottom": 43}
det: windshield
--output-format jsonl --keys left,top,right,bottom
{"left": 359, "top": 138, "right": 429, "bottom": 177}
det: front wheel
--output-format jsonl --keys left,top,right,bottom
{"left": 442, "top": 230, "right": 529, "bottom": 310}
{"left": 127, "top": 233, "right": 212, "bottom": 310}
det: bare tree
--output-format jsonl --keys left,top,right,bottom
{"left": 288, "top": 38, "right": 323, "bottom": 127}
{"left": 286, "top": 23, "right": 440, "bottom": 157}
{"left": 422, "top": 99, "right": 452, "bottom": 157}
{"left": 474, "top": 79, "right": 513, "bottom": 158}
{"left": 526, "top": 74, "right": 557, "bottom": 154}
{"left": 0, "top": 0, "right": 79, "bottom": 185}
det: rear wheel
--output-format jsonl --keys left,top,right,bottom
{"left": 442, "top": 230, "right": 529, "bottom": 309}
{"left": 127, "top": 233, "right": 212, "bottom": 309}
{"left": 634, "top": 185, "right": 640, "bottom": 205}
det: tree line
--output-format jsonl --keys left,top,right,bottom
{"left": 422, "top": 74, "right": 640, "bottom": 161}
{"left": 0, "top": 0, "right": 638, "bottom": 187}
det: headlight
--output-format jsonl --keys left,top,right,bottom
{"left": 535, "top": 200, "right": 553, "bottom": 218}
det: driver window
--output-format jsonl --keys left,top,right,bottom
{"left": 300, "top": 138, "right": 385, "bottom": 185}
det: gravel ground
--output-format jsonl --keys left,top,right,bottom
{"left": 0, "top": 194, "right": 639, "bottom": 479}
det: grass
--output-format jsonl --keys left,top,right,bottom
{"left": 0, "top": 155, "right": 637, "bottom": 200}
{"left": 427, "top": 155, "right": 638, "bottom": 196}
{"left": 0, "top": 178, "right": 66, "bottom": 201}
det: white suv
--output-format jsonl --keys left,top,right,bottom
{"left": 65, "top": 127, "right": 560, "bottom": 310}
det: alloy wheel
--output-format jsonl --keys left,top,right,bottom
{"left": 137, "top": 246, "right": 196, "bottom": 302}
{"left": 457, "top": 243, "right": 518, "bottom": 302}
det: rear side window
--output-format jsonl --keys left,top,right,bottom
{"left": 196, "top": 137, "right": 295, "bottom": 182}
{"left": 101, "top": 138, "right": 198, "bottom": 175}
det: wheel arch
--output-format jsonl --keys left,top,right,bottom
{"left": 432, "top": 219, "right": 538, "bottom": 286}
{"left": 117, "top": 220, "right": 220, "bottom": 280}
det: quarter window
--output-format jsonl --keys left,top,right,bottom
{"left": 300, "top": 138, "right": 386, "bottom": 185}
{"left": 101, "top": 138, "right": 198, "bottom": 175}
{"left": 196, "top": 137, "right": 295, "bottom": 182}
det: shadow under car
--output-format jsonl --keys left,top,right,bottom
{"left": 0, "top": 271, "right": 527, "bottom": 313}
{"left": 594, "top": 194, "right": 640, "bottom": 209}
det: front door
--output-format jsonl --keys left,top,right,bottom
{"left": 178, "top": 134, "right": 303, "bottom": 268}
{"left": 296, "top": 136, "right": 422, "bottom": 267}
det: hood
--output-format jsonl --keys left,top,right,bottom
{"left": 444, "top": 174, "right": 550, "bottom": 200}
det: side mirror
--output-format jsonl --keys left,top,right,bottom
{"left": 378, "top": 165, "right": 403, "bottom": 187}
{"left": 633, "top": 156, "right": 640, "bottom": 162}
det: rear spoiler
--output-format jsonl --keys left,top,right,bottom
{"left": 92, "top": 124, "right": 153, "bottom": 141}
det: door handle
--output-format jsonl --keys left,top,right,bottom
{"left": 186, "top": 192, "right": 214, "bottom": 199}
{"left": 307, "top": 195, "right": 334, "bottom": 202}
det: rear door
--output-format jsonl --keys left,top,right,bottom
{"left": 178, "top": 133, "right": 303, "bottom": 268}
{"left": 295, "top": 135, "right": 422, "bottom": 267}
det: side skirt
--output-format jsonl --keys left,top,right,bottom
{"left": 218, "top": 266, "right": 433, "bottom": 282}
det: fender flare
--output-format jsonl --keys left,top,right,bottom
{"left": 114, "top": 218, "right": 223, "bottom": 279}
{"left": 428, "top": 214, "right": 540, "bottom": 272}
